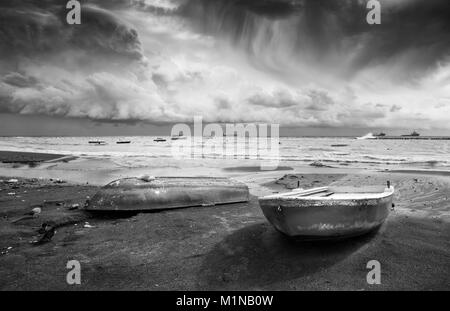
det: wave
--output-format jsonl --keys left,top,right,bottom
{"left": 356, "top": 133, "right": 376, "bottom": 140}
{"left": 363, "top": 155, "right": 408, "bottom": 162}
{"left": 280, "top": 157, "right": 450, "bottom": 167}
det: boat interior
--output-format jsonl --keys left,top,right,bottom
{"left": 263, "top": 186, "right": 394, "bottom": 200}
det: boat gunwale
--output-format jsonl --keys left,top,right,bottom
{"left": 260, "top": 186, "right": 394, "bottom": 201}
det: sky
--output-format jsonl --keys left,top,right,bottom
{"left": 0, "top": 0, "right": 449, "bottom": 136}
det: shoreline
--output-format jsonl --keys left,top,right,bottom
{"left": 1, "top": 150, "right": 450, "bottom": 185}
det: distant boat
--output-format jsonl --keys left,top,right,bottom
{"left": 171, "top": 136, "right": 187, "bottom": 140}
{"left": 171, "top": 131, "right": 188, "bottom": 140}
{"left": 154, "top": 138, "right": 166, "bottom": 142}
{"left": 89, "top": 141, "right": 107, "bottom": 145}
{"left": 331, "top": 144, "right": 348, "bottom": 147}
{"left": 258, "top": 183, "right": 394, "bottom": 239}
{"left": 116, "top": 141, "right": 131, "bottom": 144}
{"left": 402, "top": 130, "right": 420, "bottom": 137}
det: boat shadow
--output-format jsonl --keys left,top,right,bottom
{"left": 199, "top": 222, "right": 379, "bottom": 289}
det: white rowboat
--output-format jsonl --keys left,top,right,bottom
{"left": 258, "top": 184, "right": 394, "bottom": 239}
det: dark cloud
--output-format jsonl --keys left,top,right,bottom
{"left": 230, "top": 0, "right": 302, "bottom": 18}
{"left": 71, "top": 5, "right": 143, "bottom": 59}
{"left": 390, "top": 104, "right": 402, "bottom": 112}
{"left": 246, "top": 88, "right": 336, "bottom": 114}
{"left": 0, "top": 0, "right": 143, "bottom": 61}
{"left": 3, "top": 72, "right": 39, "bottom": 88}
{"left": 85, "top": 0, "right": 179, "bottom": 12}
{"left": 247, "top": 89, "right": 300, "bottom": 108}
{"left": 304, "top": 90, "right": 334, "bottom": 111}
{"left": 182, "top": 0, "right": 450, "bottom": 78}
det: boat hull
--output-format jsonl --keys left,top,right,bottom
{"left": 258, "top": 195, "right": 392, "bottom": 238}
{"left": 85, "top": 177, "right": 249, "bottom": 211}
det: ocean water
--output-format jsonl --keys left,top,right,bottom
{"left": 0, "top": 136, "right": 449, "bottom": 171}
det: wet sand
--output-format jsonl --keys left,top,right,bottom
{"left": 0, "top": 164, "right": 449, "bottom": 290}
{"left": 223, "top": 166, "right": 294, "bottom": 172}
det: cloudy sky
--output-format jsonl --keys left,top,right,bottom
{"left": 0, "top": 0, "right": 449, "bottom": 135}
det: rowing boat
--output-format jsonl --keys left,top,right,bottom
{"left": 258, "top": 183, "right": 394, "bottom": 239}
{"left": 88, "top": 140, "right": 107, "bottom": 145}
{"left": 85, "top": 176, "right": 249, "bottom": 211}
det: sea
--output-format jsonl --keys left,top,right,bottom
{"left": 1, "top": 136, "right": 449, "bottom": 172}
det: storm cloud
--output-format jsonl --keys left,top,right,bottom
{"left": 182, "top": 0, "right": 450, "bottom": 79}
{"left": 0, "top": 0, "right": 449, "bottom": 128}
{"left": 0, "top": 1, "right": 143, "bottom": 60}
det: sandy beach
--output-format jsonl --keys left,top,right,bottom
{"left": 0, "top": 151, "right": 449, "bottom": 290}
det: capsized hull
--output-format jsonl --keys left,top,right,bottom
{"left": 258, "top": 186, "right": 393, "bottom": 238}
{"left": 85, "top": 177, "right": 249, "bottom": 211}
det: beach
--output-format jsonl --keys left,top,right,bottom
{"left": 0, "top": 150, "right": 449, "bottom": 290}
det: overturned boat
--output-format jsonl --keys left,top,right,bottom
{"left": 85, "top": 176, "right": 249, "bottom": 211}
{"left": 258, "top": 183, "right": 394, "bottom": 239}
